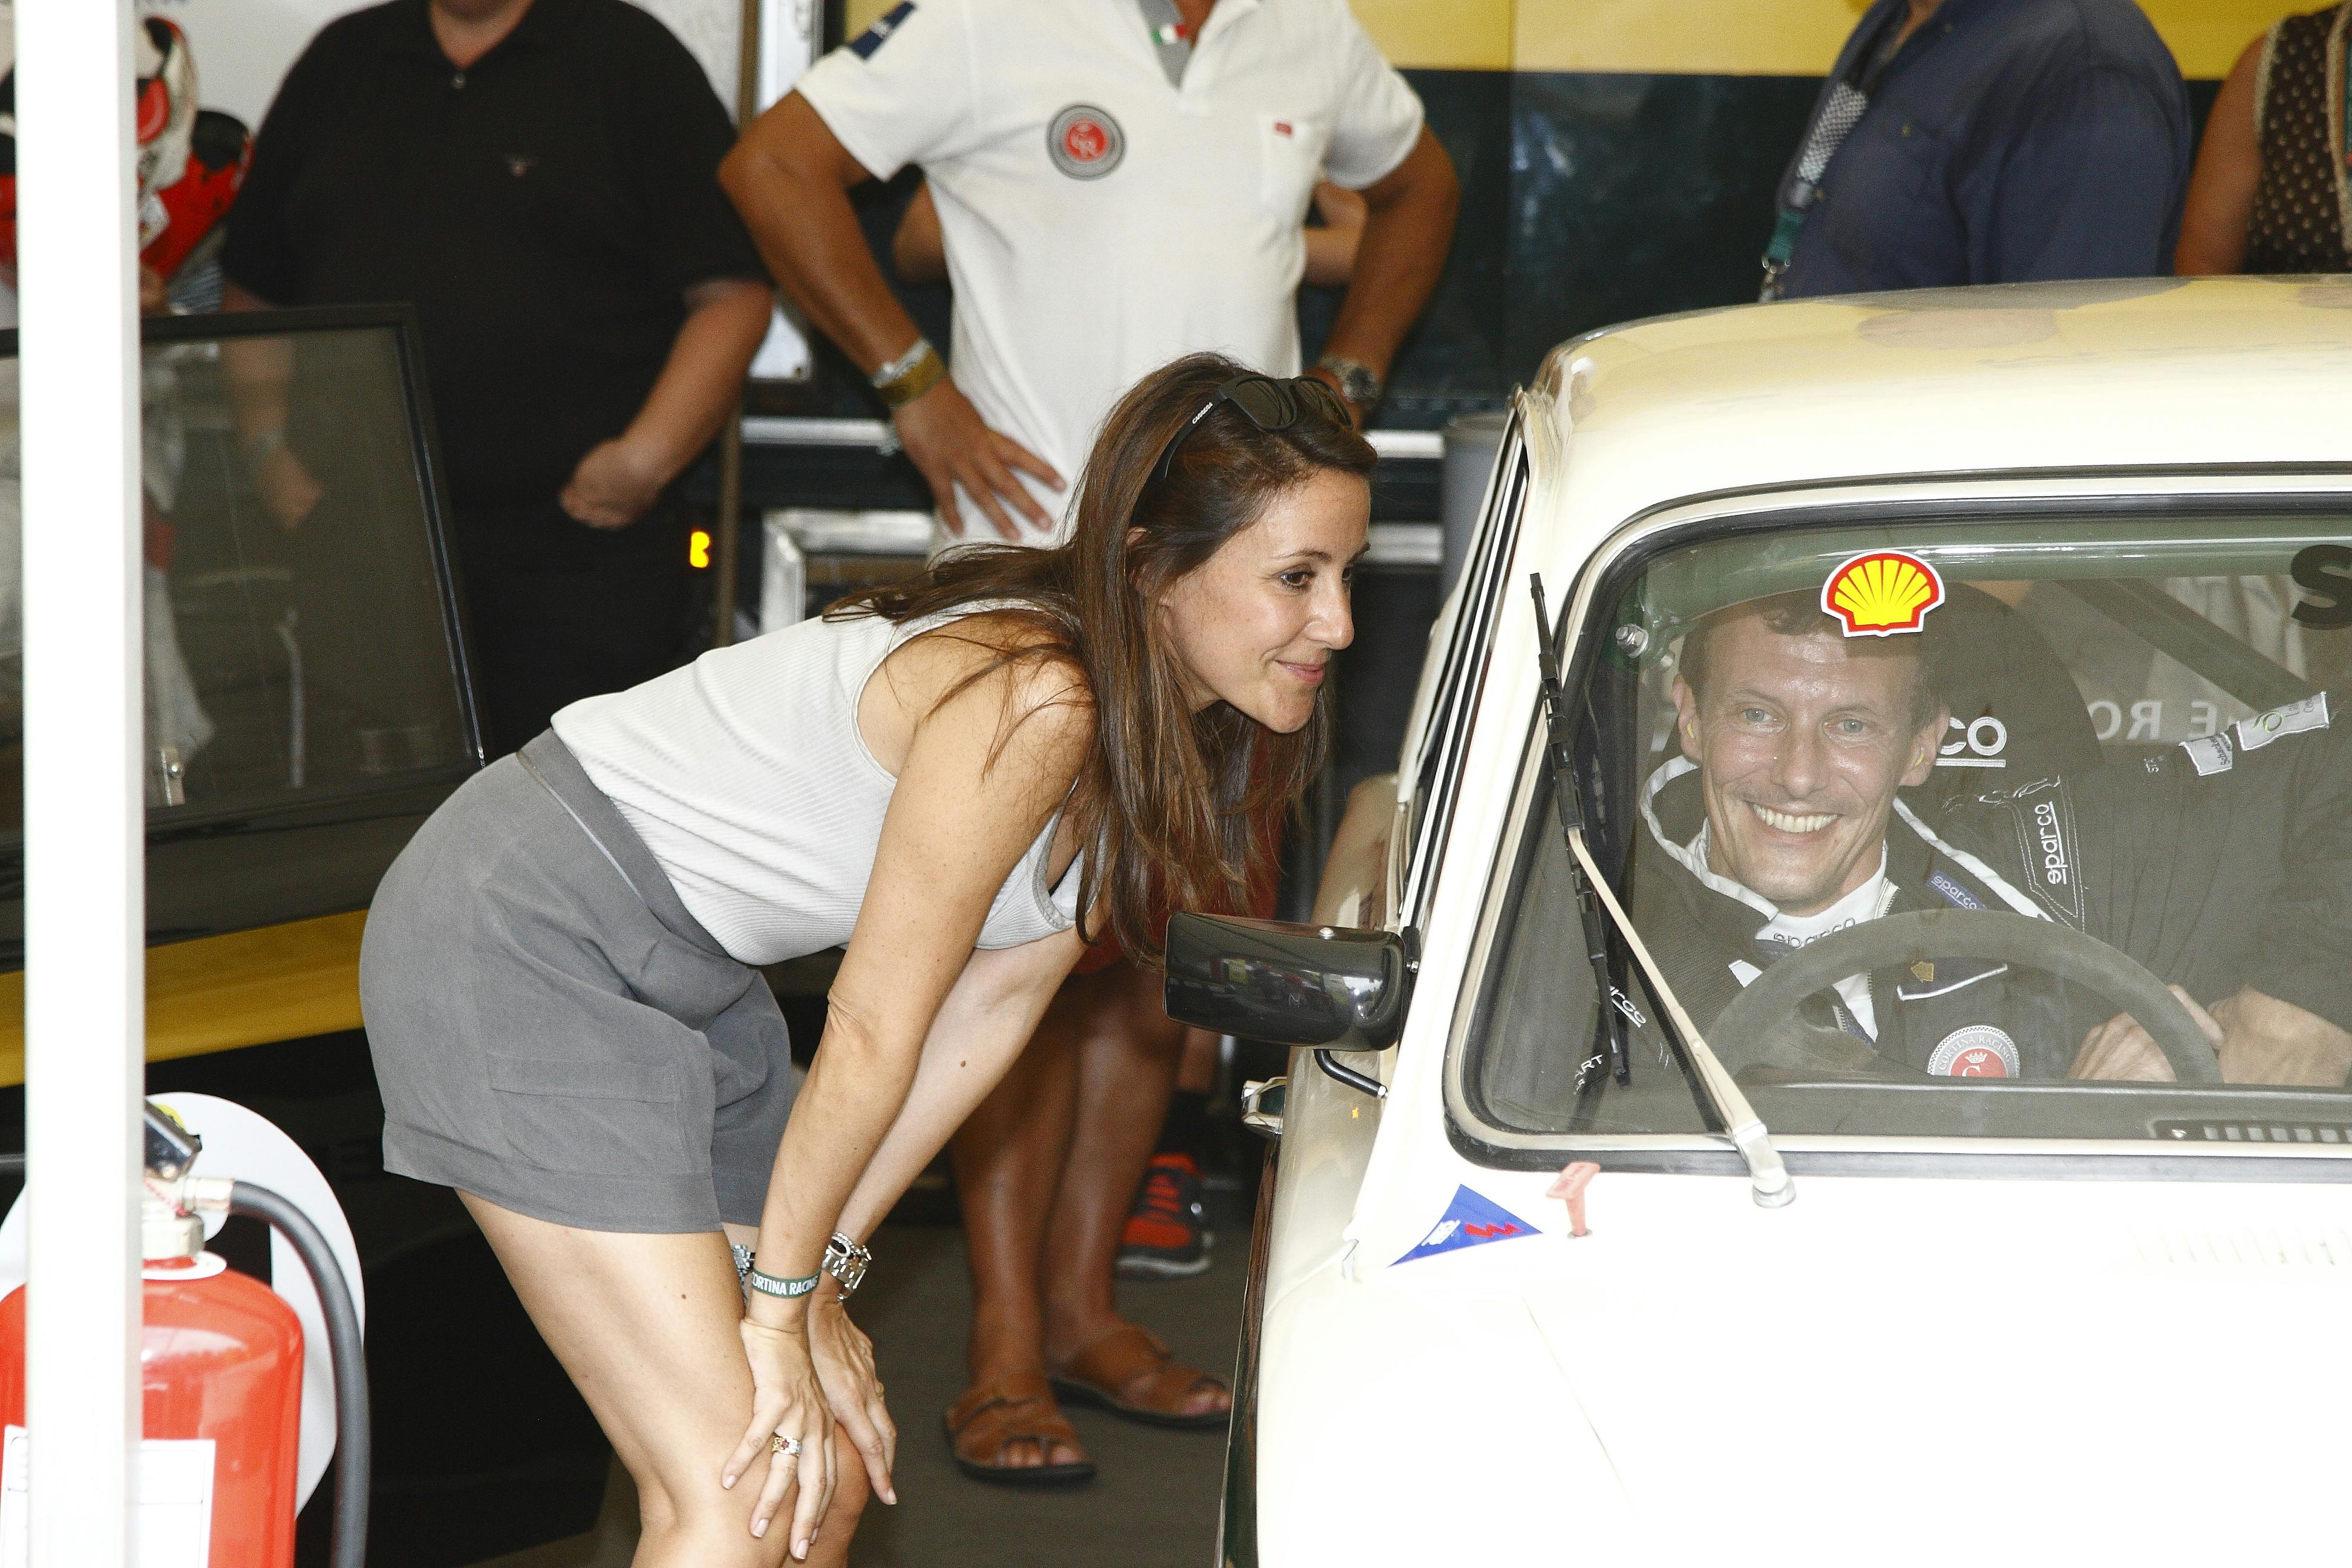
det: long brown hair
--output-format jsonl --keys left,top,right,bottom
{"left": 830, "top": 352, "right": 1376, "bottom": 960}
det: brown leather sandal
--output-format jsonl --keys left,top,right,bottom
{"left": 942, "top": 1370, "right": 1096, "bottom": 1486}
{"left": 1048, "top": 1323, "right": 1231, "bottom": 1430}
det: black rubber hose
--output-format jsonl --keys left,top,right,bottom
{"left": 231, "top": 1180, "right": 369, "bottom": 1568}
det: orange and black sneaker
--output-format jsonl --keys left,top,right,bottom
{"left": 1116, "top": 1152, "right": 1212, "bottom": 1280}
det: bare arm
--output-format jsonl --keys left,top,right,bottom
{"left": 720, "top": 638, "right": 1092, "bottom": 1521}
{"left": 721, "top": 94, "right": 1061, "bottom": 537}
{"left": 753, "top": 652, "right": 1088, "bottom": 1299}
{"left": 220, "top": 279, "right": 323, "bottom": 529}
{"left": 2176, "top": 36, "right": 2265, "bottom": 276}
{"left": 832, "top": 929, "right": 1081, "bottom": 1241}
{"left": 1303, "top": 181, "right": 1368, "bottom": 289}
{"left": 891, "top": 179, "right": 947, "bottom": 287}
{"left": 560, "top": 276, "right": 773, "bottom": 529}
{"left": 1308, "top": 128, "right": 1458, "bottom": 423}
{"left": 221, "top": 279, "right": 293, "bottom": 443}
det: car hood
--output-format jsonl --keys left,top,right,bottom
{"left": 1261, "top": 1163, "right": 2352, "bottom": 1564}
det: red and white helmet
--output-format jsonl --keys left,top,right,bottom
{"left": 0, "top": 10, "right": 248, "bottom": 289}
{"left": 135, "top": 16, "right": 201, "bottom": 240}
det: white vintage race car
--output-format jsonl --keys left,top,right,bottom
{"left": 1169, "top": 278, "right": 2352, "bottom": 1566}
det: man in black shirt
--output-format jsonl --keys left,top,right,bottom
{"left": 223, "top": 0, "right": 772, "bottom": 755}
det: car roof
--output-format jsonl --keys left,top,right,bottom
{"left": 1528, "top": 276, "right": 2352, "bottom": 535}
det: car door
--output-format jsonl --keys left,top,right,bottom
{"left": 0, "top": 304, "right": 483, "bottom": 1070}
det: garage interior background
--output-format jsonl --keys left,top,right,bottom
{"left": 0, "top": 5, "right": 2283, "bottom": 1564}
{"left": 776, "top": 0, "right": 2265, "bottom": 430}
{"left": 739, "top": 0, "right": 2270, "bottom": 891}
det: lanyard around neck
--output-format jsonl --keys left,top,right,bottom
{"left": 1760, "top": 4, "right": 1920, "bottom": 299}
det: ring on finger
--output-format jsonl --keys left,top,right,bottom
{"left": 771, "top": 1433, "right": 804, "bottom": 1458}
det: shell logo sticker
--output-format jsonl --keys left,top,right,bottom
{"left": 1047, "top": 105, "right": 1125, "bottom": 181}
{"left": 1821, "top": 550, "right": 1944, "bottom": 638}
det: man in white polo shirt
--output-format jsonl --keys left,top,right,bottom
{"left": 721, "top": 0, "right": 1457, "bottom": 1490}
{"left": 724, "top": 0, "right": 1455, "bottom": 538}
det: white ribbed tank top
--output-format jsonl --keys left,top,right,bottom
{"left": 549, "top": 604, "right": 1082, "bottom": 967}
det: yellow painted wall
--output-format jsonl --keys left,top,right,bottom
{"left": 843, "top": 0, "right": 2296, "bottom": 77}
{"left": 0, "top": 911, "right": 367, "bottom": 1089}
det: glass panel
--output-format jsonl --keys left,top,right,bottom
{"left": 1473, "top": 511, "right": 2352, "bottom": 1148}
{"left": 0, "top": 319, "right": 468, "bottom": 841}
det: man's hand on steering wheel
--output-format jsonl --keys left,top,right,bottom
{"left": 2212, "top": 988, "right": 2352, "bottom": 1086}
{"left": 2069, "top": 984, "right": 2223, "bottom": 1083}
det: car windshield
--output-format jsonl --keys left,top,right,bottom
{"left": 1468, "top": 510, "right": 2352, "bottom": 1151}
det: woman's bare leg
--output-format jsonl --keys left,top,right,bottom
{"left": 1036, "top": 959, "right": 1225, "bottom": 1416}
{"left": 947, "top": 972, "right": 1089, "bottom": 1467}
{"left": 463, "top": 1195, "right": 869, "bottom": 1567}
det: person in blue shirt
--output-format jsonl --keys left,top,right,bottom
{"left": 1761, "top": 0, "right": 2192, "bottom": 300}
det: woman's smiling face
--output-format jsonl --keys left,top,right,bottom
{"left": 1157, "top": 467, "right": 1369, "bottom": 733}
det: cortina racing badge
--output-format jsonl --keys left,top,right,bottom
{"left": 1929, "top": 1024, "right": 2020, "bottom": 1079}
{"left": 1048, "top": 104, "right": 1125, "bottom": 180}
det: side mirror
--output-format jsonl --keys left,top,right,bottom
{"left": 1163, "top": 913, "right": 1412, "bottom": 1052}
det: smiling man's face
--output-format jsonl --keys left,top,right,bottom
{"left": 1671, "top": 607, "right": 1945, "bottom": 915}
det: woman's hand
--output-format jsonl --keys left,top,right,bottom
{"left": 724, "top": 1318, "right": 835, "bottom": 1558}
{"left": 808, "top": 1292, "right": 898, "bottom": 1504}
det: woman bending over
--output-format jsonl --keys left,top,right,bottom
{"left": 358, "top": 353, "right": 1370, "bottom": 1564}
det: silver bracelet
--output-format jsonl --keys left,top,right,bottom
{"left": 822, "top": 1232, "right": 872, "bottom": 1298}
{"left": 745, "top": 1264, "right": 821, "bottom": 1300}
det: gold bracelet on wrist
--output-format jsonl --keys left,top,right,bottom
{"left": 871, "top": 336, "right": 946, "bottom": 410}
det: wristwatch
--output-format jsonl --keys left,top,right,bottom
{"left": 822, "top": 1231, "right": 872, "bottom": 1298}
{"left": 871, "top": 336, "right": 946, "bottom": 410}
{"left": 1314, "top": 353, "right": 1383, "bottom": 412}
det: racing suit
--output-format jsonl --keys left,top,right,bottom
{"left": 1630, "top": 692, "right": 2352, "bottom": 1079}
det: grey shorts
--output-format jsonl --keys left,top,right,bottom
{"left": 359, "top": 730, "right": 796, "bottom": 1233}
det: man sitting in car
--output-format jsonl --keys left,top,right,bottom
{"left": 1633, "top": 584, "right": 2352, "bottom": 1086}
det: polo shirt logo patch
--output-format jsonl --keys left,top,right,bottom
{"left": 1047, "top": 104, "right": 1125, "bottom": 180}
{"left": 850, "top": 1, "right": 916, "bottom": 60}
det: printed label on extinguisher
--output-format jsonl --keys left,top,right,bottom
{"left": 0, "top": 1426, "right": 215, "bottom": 1567}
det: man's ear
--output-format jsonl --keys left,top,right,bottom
{"left": 1900, "top": 705, "right": 1950, "bottom": 788}
{"left": 1671, "top": 678, "right": 1701, "bottom": 762}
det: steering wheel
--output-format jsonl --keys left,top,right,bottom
{"left": 1705, "top": 909, "right": 2221, "bottom": 1085}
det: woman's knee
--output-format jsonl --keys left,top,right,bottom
{"left": 639, "top": 1477, "right": 795, "bottom": 1568}
{"left": 800, "top": 1434, "right": 872, "bottom": 1568}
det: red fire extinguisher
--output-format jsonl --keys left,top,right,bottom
{"left": 0, "top": 1200, "right": 304, "bottom": 1565}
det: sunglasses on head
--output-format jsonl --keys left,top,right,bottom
{"left": 1149, "top": 374, "right": 1352, "bottom": 486}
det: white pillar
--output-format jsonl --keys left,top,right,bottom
{"left": 16, "top": 0, "right": 146, "bottom": 1563}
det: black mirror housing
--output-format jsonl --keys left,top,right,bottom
{"left": 1163, "top": 912, "right": 1411, "bottom": 1051}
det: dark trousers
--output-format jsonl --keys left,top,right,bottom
{"left": 453, "top": 496, "right": 696, "bottom": 758}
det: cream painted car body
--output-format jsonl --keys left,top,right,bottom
{"left": 1231, "top": 279, "right": 2352, "bottom": 1567}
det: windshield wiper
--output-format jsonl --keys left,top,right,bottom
{"left": 1529, "top": 575, "right": 1795, "bottom": 1209}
